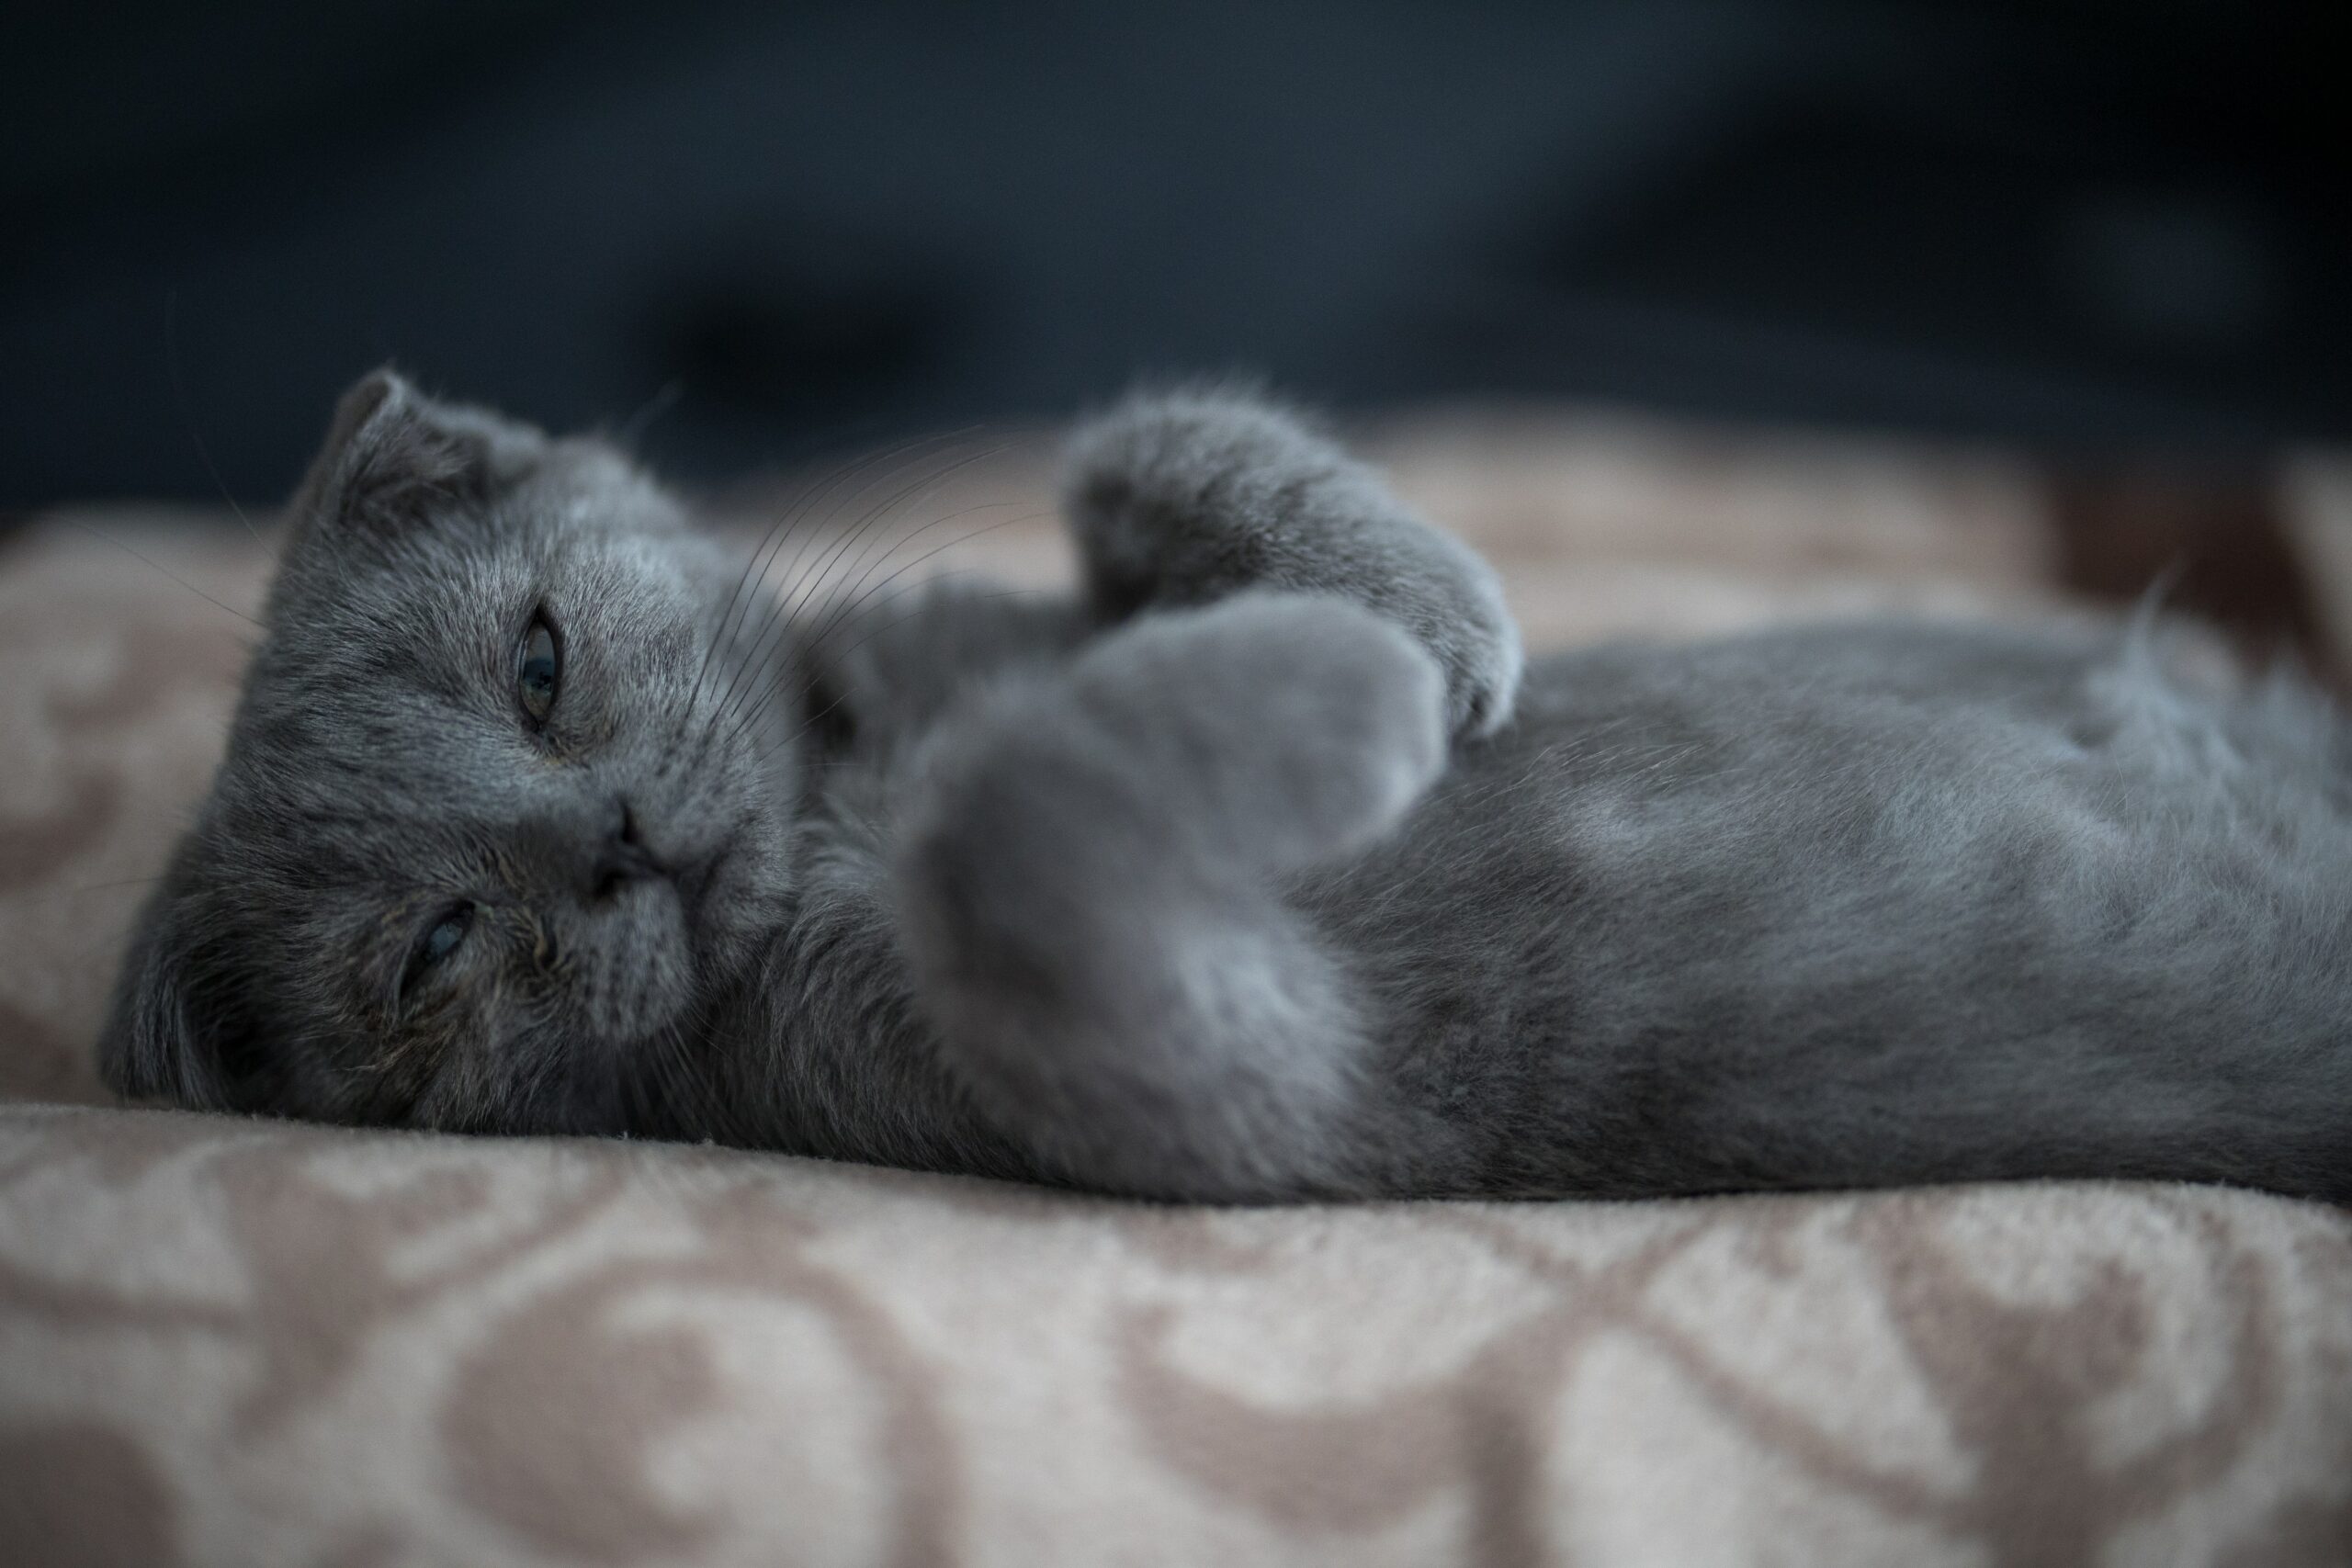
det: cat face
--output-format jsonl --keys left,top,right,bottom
{"left": 101, "top": 371, "right": 797, "bottom": 1134}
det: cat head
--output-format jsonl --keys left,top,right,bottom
{"left": 100, "top": 370, "right": 797, "bottom": 1134}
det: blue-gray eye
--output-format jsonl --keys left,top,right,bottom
{"left": 518, "top": 615, "right": 560, "bottom": 723}
{"left": 419, "top": 906, "right": 472, "bottom": 969}
{"left": 400, "top": 905, "right": 473, "bottom": 1004}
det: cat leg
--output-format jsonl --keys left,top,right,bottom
{"left": 1064, "top": 387, "right": 1524, "bottom": 739}
{"left": 891, "top": 592, "right": 1447, "bottom": 1199}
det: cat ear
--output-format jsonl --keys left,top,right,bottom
{"left": 98, "top": 872, "right": 265, "bottom": 1113}
{"left": 289, "top": 367, "right": 548, "bottom": 537}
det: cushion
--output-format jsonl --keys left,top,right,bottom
{"left": 3, "top": 415, "right": 2346, "bottom": 1565}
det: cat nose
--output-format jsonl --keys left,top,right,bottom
{"left": 585, "top": 798, "right": 663, "bottom": 900}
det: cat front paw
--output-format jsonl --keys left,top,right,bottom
{"left": 1398, "top": 575, "right": 1521, "bottom": 741}
{"left": 1065, "top": 387, "right": 1522, "bottom": 740}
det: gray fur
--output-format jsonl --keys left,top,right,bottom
{"left": 101, "top": 372, "right": 2352, "bottom": 1202}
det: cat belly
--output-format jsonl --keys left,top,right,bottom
{"left": 1299, "top": 622, "right": 2352, "bottom": 1200}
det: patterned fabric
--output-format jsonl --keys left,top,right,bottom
{"left": 4, "top": 1107, "right": 2349, "bottom": 1567}
{"left": 2, "top": 421, "right": 2347, "bottom": 1565}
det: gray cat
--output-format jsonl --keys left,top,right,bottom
{"left": 101, "top": 371, "right": 2352, "bottom": 1202}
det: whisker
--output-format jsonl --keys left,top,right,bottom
{"left": 789, "top": 498, "right": 1032, "bottom": 657}
{"left": 726, "top": 500, "right": 1053, "bottom": 751}
{"left": 802, "top": 447, "right": 1039, "bottom": 598}
{"left": 753, "top": 588, "right": 1045, "bottom": 768}
{"left": 694, "top": 426, "right": 978, "bottom": 719}
{"left": 775, "top": 437, "right": 1020, "bottom": 633}
{"left": 709, "top": 436, "right": 1003, "bottom": 722}
{"left": 614, "top": 378, "right": 684, "bottom": 451}
{"left": 790, "top": 505, "right": 1046, "bottom": 661}
{"left": 724, "top": 563, "right": 1001, "bottom": 750}
{"left": 164, "top": 288, "right": 267, "bottom": 549}
{"left": 704, "top": 467, "right": 916, "bottom": 725}
{"left": 691, "top": 436, "right": 919, "bottom": 713}
{"left": 65, "top": 519, "right": 264, "bottom": 630}
{"left": 713, "top": 437, "right": 1014, "bottom": 728}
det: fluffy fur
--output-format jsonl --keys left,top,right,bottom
{"left": 101, "top": 373, "right": 2352, "bottom": 1201}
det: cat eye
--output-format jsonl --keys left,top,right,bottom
{"left": 517, "top": 613, "right": 560, "bottom": 724}
{"left": 399, "top": 904, "right": 474, "bottom": 1004}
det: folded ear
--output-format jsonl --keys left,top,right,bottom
{"left": 288, "top": 367, "right": 548, "bottom": 539}
{"left": 98, "top": 874, "right": 265, "bottom": 1113}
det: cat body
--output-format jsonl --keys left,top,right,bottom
{"left": 103, "top": 374, "right": 2352, "bottom": 1202}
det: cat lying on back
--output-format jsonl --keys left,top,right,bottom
{"left": 102, "top": 371, "right": 2352, "bottom": 1202}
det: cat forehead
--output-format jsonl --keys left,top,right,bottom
{"left": 277, "top": 491, "right": 695, "bottom": 647}
{"left": 199, "top": 440, "right": 714, "bottom": 895}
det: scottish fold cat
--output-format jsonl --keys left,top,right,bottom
{"left": 102, "top": 372, "right": 2352, "bottom": 1201}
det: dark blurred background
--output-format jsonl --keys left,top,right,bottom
{"left": 3, "top": 0, "right": 2344, "bottom": 511}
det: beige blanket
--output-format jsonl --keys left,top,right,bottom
{"left": 3, "top": 412, "right": 2347, "bottom": 1566}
